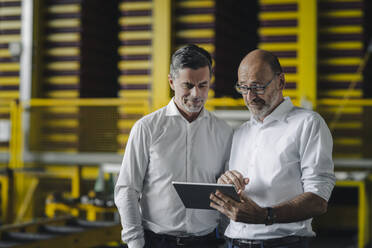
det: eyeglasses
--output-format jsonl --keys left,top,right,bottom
{"left": 235, "top": 73, "right": 279, "bottom": 95}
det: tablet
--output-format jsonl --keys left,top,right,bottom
{"left": 172, "top": 181, "right": 240, "bottom": 210}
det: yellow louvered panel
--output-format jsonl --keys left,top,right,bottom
{"left": 317, "top": 0, "right": 364, "bottom": 159}
{"left": 117, "top": 0, "right": 153, "bottom": 153}
{"left": 0, "top": 1, "right": 21, "bottom": 101}
{"left": 42, "top": 0, "right": 80, "bottom": 102}
{"left": 174, "top": 0, "right": 215, "bottom": 87}
{"left": 258, "top": 0, "right": 299, "bottom": 99}
{"left": 118, "top": 0, "right": 153, "bottom": 103}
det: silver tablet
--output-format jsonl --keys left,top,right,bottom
{"left": 172, "top": 181, "right": 239, "bottom": 210}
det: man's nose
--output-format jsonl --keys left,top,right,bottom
{"left": 245, "top": 88, "right": 257, "bottom": 100}
{"left": 190, "top": 86, "right": 200, "bottom": 97}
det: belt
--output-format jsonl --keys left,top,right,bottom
{"left": 144, "top": 229, "right": 217, "bottom": 246}
{"left": 231, "top": 236, "right": 306, "bottom": 248}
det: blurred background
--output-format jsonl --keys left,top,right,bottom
{"left": 0, "top": 0, "right": 371, "bottom": 247}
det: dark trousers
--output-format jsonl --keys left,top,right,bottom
{"left": 227, "top": 237, "right": 309, "bottom": 248}
{"left": 144, "top": 230, "right": 219, "bottom": 248}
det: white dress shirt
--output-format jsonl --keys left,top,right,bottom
{"left": 225, "top": 97, "right": 336, "bottom": 239}
{"left": 115, "top": 99, "right": 233, "bottom": 248}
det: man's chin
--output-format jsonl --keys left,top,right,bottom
{"left": 185, "top": 105, "right": 203, "bottom": 113}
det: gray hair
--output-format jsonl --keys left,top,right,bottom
{"left": 169, "top": 44, "right": 212, "bottom": 80}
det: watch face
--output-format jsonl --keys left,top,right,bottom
{"left": 265, "top": 207, "right": 274, "bottom": 225}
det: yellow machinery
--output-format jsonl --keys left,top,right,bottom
{"left": 0, "top": 0, "right": 371, "bottom": 247}
{"left": 0, "top": 216, "right": 121, "bottom": 248}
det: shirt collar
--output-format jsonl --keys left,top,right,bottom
{"left": 250, "top": 96, "right": 293, "bottom": 125}
{"left": 165, "top": 98, "right": 209, "bottom": 120}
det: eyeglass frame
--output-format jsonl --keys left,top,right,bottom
{"left": 235, "top": 73, "right": 281, "bottom": 95}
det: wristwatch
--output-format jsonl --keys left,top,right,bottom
{"left": 265, "top": 207, "right": 275, "bottom": 225}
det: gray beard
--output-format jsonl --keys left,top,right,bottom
{"left": 247, "top": 93, "right": 280, "bottom": 121}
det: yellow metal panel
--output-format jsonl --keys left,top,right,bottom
{"left": 46, "top": 76, "right": 79, "bottom": 84}
{"left": 46, "top": 33, "right": 80, "bottom": 42}
{"left": 319, "top": 26, "right": 362, "bottom": 34}
{"left": 176, "top": 1, "right": 214, "bottom": 8}
{"left": 284, "top": 74, "right": 298, "bottom": 82}
{"left": 44, "top": 134, "right": 78, "bottom": 142}
{"left": 298, "top": 0, "right": 316, "bottom": 107}
{"left": 276, "top": 58, "right": 297, "bottom": 66}
{"left": 46, "top": 91, "right": 79, "bottom": 98}
{"left": 0, "top": 49, "right": 10, "bottom": 57}
{"left": 329, "top": 122, "right": 362, "bottom": 129}
{"left": 119, "top": 75, "right": 151, "bottom": 84}
{"left": 258, "top": 43, "right": 298, "bottom": 50}
{"left": 46, "top": 47, "right": 80, "bottom": 56}
{"left": 117, "top": 134, "right": 130, "bottom": 143}
{"left": 0, "top": 91, "right": 19, "bottom": 98}
{"left": 0, "top": 7, "right": 21, "bottom": 16}
{"left": 258, "top": 27, "right": 299, "bottom": 35}
{"left": 319, "top": 90, "right": 362, "bottom": 98}
{"left": 118, "top": 120, "right": 137, "bottom": 129}
{"left": 0, "top": 20, "right": 21, "bottom": 29}
{"left": 333, "top": 138, "right": 362, "bottom": 146}
{"left": 152, "top": 0, "right": 171, "bottom": 109}
{"left": 319, "top": 10, "right": 362, "bottom": 18}
{"left": 119, "top": 16, "right": 152, "bottom": 25}
{"left": 118, "top": 106, "right": 149, "bottom": 114}
{"left": 319, "top": 58, "right": 362, "bottom": 65}
{"left": 47, "top": 19, "right": 80, "bottom": 28}
{"left": 0, "top": 77, "right": 19, "bottom": 84}
{"left": 118, "top": 46, "right": 151, "bottom": 55}
{"left": 259, "top": 12, "right": 298, "bottom": 20}
{"left": 47, "top": 4, "right": 81, "bottom": 13}
{"left": 119, "top": 2, "right": 152, "bottom": 11}
{"left": 282, "top": 89, "right": 297, "bottom": 98}
{"left": 319, "top": 41, "right": 362, "bottom": 49}
{"left": 0, "top": 63, "right": 19, "bottom": 70}
{"left": 45, "top": 120, "right": 78, "bottom": 127}
{"left": 176, "top": 15, "right": 214, "bottom": 23}
{"left": 118, "top": 61, "right": 151, "bottom": 70}
{"left": 46, "top": 62, "right": 80, "bottom": 70}
{"left": 0, "top": 35, "right": 20, "bottom": 43}
{"left": 119, "top": 31, "right": 152, "bottom": 40}
{"left": 176, "top": 30, "right": 214, "bottom": 38}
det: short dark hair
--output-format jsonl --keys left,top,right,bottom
{"left": 261, "top": 51, "right": 283, "bottom": 74}
{"left": 169, "top": 44, "right": 212, "bottom": 79}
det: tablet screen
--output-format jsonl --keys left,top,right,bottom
{"left": 172, "top": 181, "right": 239, "bottom": 210}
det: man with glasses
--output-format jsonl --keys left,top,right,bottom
{"left": 115, "top": 44, "right": 232, "bottom": 248}
{"left": 210, "top": 49, "right": 335, "bottom": 247}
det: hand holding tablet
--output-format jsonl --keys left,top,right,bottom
{"left": 172, "top": 181, "right": 239, "bottom": 210}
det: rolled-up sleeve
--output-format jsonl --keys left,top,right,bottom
{"left": 299, "top": 114, "right": 336, "bottom": 201}
{"left": 114, "top": 120, "right": 150, "bottom": 247}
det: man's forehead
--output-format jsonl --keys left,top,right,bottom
{"left": 177, "top": 66, "right": 210, "bottom": 81}
{"left": 238, "top": 62, "right": 272, "bottom": 81}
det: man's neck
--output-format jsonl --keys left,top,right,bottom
{"left": 174, "top": 102, "right": 202, "bottom": 123}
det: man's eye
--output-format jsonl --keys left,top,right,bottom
{"left": 199, "top": 84, "right": 207, "bottom": 88}
{"left": 182, "top": 83, "right": 193, "bottom": 89}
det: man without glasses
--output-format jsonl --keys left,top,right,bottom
{"left": 115, "top": 44, "right": 233, "bottom": 248}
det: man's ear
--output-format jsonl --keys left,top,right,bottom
{"left": 278, "top": 73, "right": 285, "bottom": 90}
{"left": 168, "top": 74, "right": 175, "bottom": 91}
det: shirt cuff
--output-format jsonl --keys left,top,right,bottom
{"left": 127, "top": 238, "right": 145, "bottom": 248}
